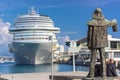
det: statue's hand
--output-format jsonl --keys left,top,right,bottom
{"left": 112, "top": 25, "right": 118, "bottom": 32}
{"left": 112, "top": 19, "right": 118, "bottom": 32}
{"left": 112, "top": 19, "right": 117, "bottom": 23}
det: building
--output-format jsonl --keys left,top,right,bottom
{"left": 105, "top": 35, "right": 120, "bottom": 66}
{"left": 79, "top": 35, "right": 120, "bottom": 66}
{"left": 67, "top": 35, "right": 120, "bottom": 67}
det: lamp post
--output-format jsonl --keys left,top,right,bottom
{"left": 73, "top": 47, "right": 75, "bottom": 72}
{"left": 71, "top": 41, "right": 76, "bottom": 72}
{"left": 66, "top": 40, "right": 80, "bottom": 72}
{"left": 49, "top": 36, "right": 54, "bottom": 80}
{"left": 66, "top": 41, "right": 76, "bottom": 72}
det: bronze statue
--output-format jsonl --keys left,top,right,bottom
{"left": 87, "top": 8, "right": 118, "bottom": 78}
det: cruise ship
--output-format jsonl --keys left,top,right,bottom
{"left": 8, "top": 7, "right": 60, "bottom": 64}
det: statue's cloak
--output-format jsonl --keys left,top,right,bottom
{"left": 87, "top": 19, "right": 108, "bottom": 48}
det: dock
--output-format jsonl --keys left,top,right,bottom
{"left": 1, "top": 71, "right": 87, "bottom": 80}
{"left": 1, "top": 71, "right": 120, "bottom": 80}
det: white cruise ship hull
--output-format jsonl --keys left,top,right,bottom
{"left": 9, "top": 42, "right": 57, "bottom": 64}
{"left": 8, "top": 8, "right": 60, "bottom": 65}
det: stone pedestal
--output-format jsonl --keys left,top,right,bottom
{"left": 49, "top": 75, "right": 120, "bottom": 80}
{"left": 0, "top": 78, "right": 8, "bottom": 80}
{"left": 84, "top": 77, "right": 119, "bottom": 80}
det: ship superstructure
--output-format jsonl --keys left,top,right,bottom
{"left": 8, "top": 7, "right": 60, "bottom": 64}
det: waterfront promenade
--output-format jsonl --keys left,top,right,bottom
{"left": 1, "top": 71, "right": 120, "bottom": 80}
{"left": 1, "top": 71, "right": 88, "bottom": 80}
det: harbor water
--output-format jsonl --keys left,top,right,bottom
{"left": 0, "top": 62, "right": 89, "bottom": 74}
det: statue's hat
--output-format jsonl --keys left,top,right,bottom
{"left": 92, "top": 8, "right": 104, "bottom": 20}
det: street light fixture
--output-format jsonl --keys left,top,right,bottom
{"left": 49, "top": 36, "right": 54, "bottom": 80}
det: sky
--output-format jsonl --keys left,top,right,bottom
{"left": 0, "top": 0, "right": 120, "bottom": 55}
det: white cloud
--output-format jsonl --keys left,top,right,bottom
{"left": 87, "top": 0, "right": 119, "bottom": 6}
{"left": 0, "top": 19, "right": 12, "bottom": 44}
{"left": 57, "top": 35, "right": 71, "bottom": 51}
{"left": 38, "top": 3, "right": 81, "bottom": 8}
{"left": 72, "top": 0, "right": 120, "bottom": 7}
{"left": 63, "top": 31, "right": 77, "bottom": 35}
{"left": 57, "top": 31, "right": 77, "bottom": 45}
{"left": 57, "top": 35, "right": 70, "bottom": 45}
{"left": 64, "top": 36, "right": 70, "bottom": 41}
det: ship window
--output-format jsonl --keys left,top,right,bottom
{"left": 110, "top": 41, "right": 117, "bottom": 49}
{"left": 14, "top": 37, "right": 50, "bottom": 40}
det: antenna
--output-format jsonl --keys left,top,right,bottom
{"left": 29, "top": 6, "right": 36, "bottom": 15}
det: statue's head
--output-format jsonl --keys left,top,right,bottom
{"left": 92, "top": 8, "right": 104, "bottom": 20}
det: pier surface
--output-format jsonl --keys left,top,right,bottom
{"left": 1, "top": 71, "right": 87, "bottom": 80}
{"left": 1, "top": 71, "right": 120, "bottom": 80}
